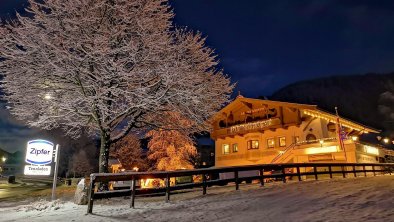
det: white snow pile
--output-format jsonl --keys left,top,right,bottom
{"left": 16, "top": 199, "right": 64, "bottom": 212}
{"left": 0, "top": 175, "right": 393, "bottom": 222}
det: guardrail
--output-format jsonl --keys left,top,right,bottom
{"left": 86, "top": 162, "right": 394, "bottom": 214}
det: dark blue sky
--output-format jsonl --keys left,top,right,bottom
{"left": 2, "top": 0, "right": 394, "bottom": 96}
{"left": 170, "top": 0, "right": 394, "bottom": 96}
{"left": 1, "top": 0, "right": 394, "bottom": 152}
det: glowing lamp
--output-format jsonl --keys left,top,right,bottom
{"left": 44, "top": 93, "right": 52, "bottom": 100}
{"left": 383, "top": 138, "right": 389, "bottom": 144}
{"left": 351, "top": 136, "right": 358, "bottom": 141}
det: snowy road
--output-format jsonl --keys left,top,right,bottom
{"left": 0, "top": 175, "right": 393, "bottom": 222}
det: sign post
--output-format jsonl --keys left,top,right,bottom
{"left": 51, "top": 144, "right": 60, "bottom": 201}
{"left": 23, "top": 139, "right": 61, "bottom": 201}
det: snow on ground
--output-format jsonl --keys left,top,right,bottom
{"left": 0, "top": 175, "right": 393, "bottom": 222}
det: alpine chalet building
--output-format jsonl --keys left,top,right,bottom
{"left": 210, "top": 96, "right": 392, "bottom": 167}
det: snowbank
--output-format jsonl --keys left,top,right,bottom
{"left": 0, "top": 175, "right": 393, "bottom": 222}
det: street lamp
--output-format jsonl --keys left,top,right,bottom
{"left": 383, "top": 138, "right": 389, "bottom": 144}
{"left": 1, "top": 157, "right": 6, "bottom": 162}
{"left": 44, "top": 93, "right": 52, "bottom": 100}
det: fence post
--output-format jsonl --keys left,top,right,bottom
{"left": 165, "top": 174, "right": 170, "bottom": 203}
{"left": 202, "top": 173, "right": 207, "bottom": 195}
{"left": 328, "top": 166, "right": 332, "bottom": 179}
{"left": 259, "top": 169, "right": 264, "bottom": 186}
{"left": 313, "top": 166, "right": 318, "bottom": 180}
{"left": 372, "top": 166, "right": 376, "bottom": 176}
{"left": 297, "top": 166, "right": 302, "bottom": 181}
{"left": 353, "top": 165, "right": 357, "bottom": 178}
{"left": 130, "top": 176, "right": 136, "bottom": 208}
{"left": 342, "top": 166, "right": 346, "bottom": 178}
{"left": 87, "top": 175, "right": 95, "bottom": 214}
{"left": 281, "top": 166, "right": 286, "bottom": 183}
{"left": 234, "top": 170, "right": 239, "bottom": 190}
{"left": 363, "top": 165, "right": 366, "bottom": 177}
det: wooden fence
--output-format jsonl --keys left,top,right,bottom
{"left": 86, "top": 162, "right": 394, "bottom": 214}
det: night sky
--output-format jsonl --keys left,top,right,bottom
{"left": 1, "top": 0, "right": 394, "bottom": 151}
{"left": 2, "top": 0, "right": 394, "bottom": 96}
{"left": 170, "top": 0, "right": 394, "bottom": 96}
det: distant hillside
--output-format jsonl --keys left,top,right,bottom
{"left": 270, "top": 73, "right": 394, "bottom": 136}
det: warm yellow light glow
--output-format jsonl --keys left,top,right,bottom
{"left": 1, "top": 157, "right": 6, "bottom": 162}
{"left": 364, "top": 145, "right": 379, "bottom": 155}
{"left": 44, "top": 93, "right": 52, "bottom": 100}
{"left": 133, "top": 167, "right": 139, "bottom": 172}
{"left": 305, "top": 146, "right": 338, "bottom": 155}
{"left": 383, "top": 138, "right": 389, "bottom": 144}
{"left": 303, "top": 110, "right": 365, "bottom": 131}
{"left": 351, "top": 136, "right": 358, "bottom": 141}
{"left": 279, "top": 151, "right": 285, "bottom": 155}
{"left": 319, "top": 140, "right": 324, "bottom": 145}
{"left": 141, "top": 178, "right": 152, "bottom": 188}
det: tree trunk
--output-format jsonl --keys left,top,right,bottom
{"left": 98, "top": 131, "right": 111, "bottom": 190}
{"left": 99, "top": 131, "right": 111, "bottom": 173}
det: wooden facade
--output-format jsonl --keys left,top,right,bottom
{"left": 210, "top": 96, "right": 384, "bottom": 167}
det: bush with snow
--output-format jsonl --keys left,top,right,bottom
{"left": 17, "top": 199, "right": 64, "bottom": 212}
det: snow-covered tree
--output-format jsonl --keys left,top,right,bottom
{"left": 147, "top": 129, "right": 198, "bottom": 171}
{"left": 0, "top": 0, "right": 233, "bottom": 174}
{"left": 110, "top": 134, "right": 148, "bottom": 171}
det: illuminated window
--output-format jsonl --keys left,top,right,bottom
{"left": 267, "top": 138, "right": 275, "bottom": 148}
{"left": 279, "top": 137, "right": 286, "bottom": 147}
{"left": 247, "top": 140, "right": 259, "bottom": 149}
{"left": 232, "top": 144, "right": 238, "bottom": 152}
{"left": 222, "top": 144, "right": 230, "bottom": 154}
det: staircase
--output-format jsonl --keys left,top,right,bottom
{"left": 271, "top": 143, "right": 296, "bottom": 164}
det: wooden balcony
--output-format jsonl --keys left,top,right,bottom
{"left": 211, "top": 118, "right": 281, "bottom": 138}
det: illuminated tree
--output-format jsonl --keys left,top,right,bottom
{"left": 110, "top": 134, "right": 148, "bottom": 171}
{"left": 0, "top": 0, "right": 233, "bottom": 174}
{"left": 147, "top": 129, "right": 197, "bottom": 171}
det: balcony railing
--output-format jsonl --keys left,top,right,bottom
{"left": 212, "top": 118, "right": 281, "bottom": 137}
{"left": 295, "top": 137, "right": 338, "bottom": 146}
